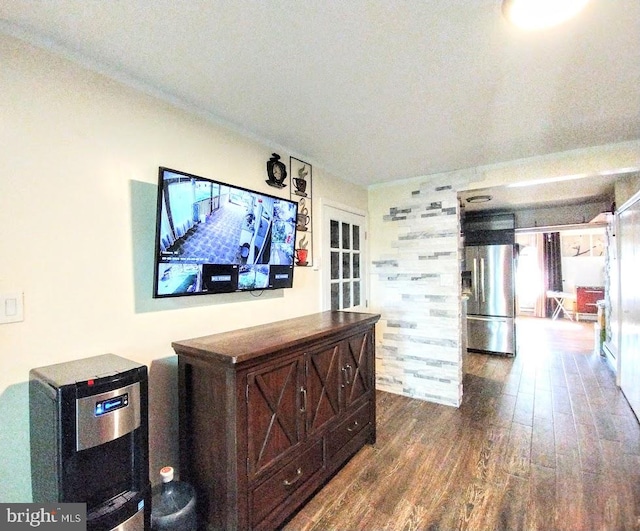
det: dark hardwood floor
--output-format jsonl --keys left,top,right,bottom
{"left": 283, "top": 317, "right": 640, "bottom": 531}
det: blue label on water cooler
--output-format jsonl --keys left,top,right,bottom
{"left": 94, "top": 393, "right": 129, "bottom": 416}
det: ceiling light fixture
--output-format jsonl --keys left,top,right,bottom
{"left": 507, "top": 173, "right": 589, "bottom": 188}
{"left": 502, "top": 0, "right": 590, "bottom": 30}
{"left": 466, "top": 195, "right": 493, "bottom": 204}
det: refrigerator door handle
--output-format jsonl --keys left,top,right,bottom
{"left": 480, "top": 258, "right": 485, "bottom": 303}
{"left": 473, "top": 258, "right": 479, "bottom": 301}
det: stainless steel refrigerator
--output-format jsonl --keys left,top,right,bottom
{"left": 465, "top": 244, "right": 516, "bottom": 356}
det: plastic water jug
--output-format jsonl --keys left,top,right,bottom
{"left": 151, "top": 466, "right": 197, "bottom": 531}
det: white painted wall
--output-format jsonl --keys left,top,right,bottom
{"left": 0, "top": 34, "right": 368, "bottom": 502}
{"left": 561, "top": 229, "right": 606, "bottom": 293}
{"left": 514, "top": 200, "right": 610, "bottom": 229}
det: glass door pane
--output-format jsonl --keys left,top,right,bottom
{"left": 325, "top": 207, "right": 365, "bottom": 311}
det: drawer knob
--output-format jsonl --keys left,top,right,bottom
{"left": 347, "top": 420, "right": 359, "bottom": 433}
{"left": 283, "top": 467, "right": 303, "bottom": 487}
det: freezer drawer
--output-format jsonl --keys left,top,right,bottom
{"left": 467, "top": 315, "right": 515, "bottom": 355}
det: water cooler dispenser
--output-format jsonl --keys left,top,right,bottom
{"left": 30, "top": 353, "right": 151, "bottom": 530}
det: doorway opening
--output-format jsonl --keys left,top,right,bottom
{"left": 514, "top": 227, "right": 606, "bottom": 353}
{"left": 515, "top": 227, "right": 605, "bottom": 318}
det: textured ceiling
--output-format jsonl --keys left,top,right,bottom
{"left": 1, "top": 0, "right": 639, "bottom": 192}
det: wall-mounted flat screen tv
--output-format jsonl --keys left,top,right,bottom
{"left": 153, "top": 167, "right": 298, "bottom": 298}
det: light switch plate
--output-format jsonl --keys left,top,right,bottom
{"left": 0, "top": 291, "right": 24, "bottom": 324}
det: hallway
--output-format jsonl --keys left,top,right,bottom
{"left": 283, "top": 317, "right": 640, "bottom": 530}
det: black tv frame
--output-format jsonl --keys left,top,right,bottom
{"left": 153, "top": 167, "right": 298, "bottom": 298}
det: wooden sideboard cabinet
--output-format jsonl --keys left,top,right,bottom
{"left": 576, "top": 286, "right": 604, "bottom": 320}
{"left": 173, "top": 311, "right": 380, "bottom": 530}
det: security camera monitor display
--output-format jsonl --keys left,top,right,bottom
{"left": 153, "top": 167, "right": 297, "bottom": 297}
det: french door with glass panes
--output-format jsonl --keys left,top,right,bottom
{"left": 323, "top": 205, "right": 367, "bottom": 311}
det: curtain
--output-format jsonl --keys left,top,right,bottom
{"left": 543, "top": 232, "right": 563, "bottom": 318}
{"left": 533, "top": 233, "right": 546, "bottom": 317}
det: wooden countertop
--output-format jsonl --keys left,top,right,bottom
{"left": 172, "top": 310, "right": 380, "bottom": 366}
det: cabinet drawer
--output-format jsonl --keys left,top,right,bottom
{"left": 576, "top": 287, "right": 604, "bottom": 313}
{"left": 327, "top": 401, "right": 370, "bottom": 459}
{"left": 250, "top": 439, "right": 324, "bottom": 527}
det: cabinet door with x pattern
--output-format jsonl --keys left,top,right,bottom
{"left": 246, "top": 356, "right": 305, "bottom": 479}
{"left": 305, "top": 343, "right": 341, "bottom": 435}
{"left": 341, "top": 330, "right": 374, "bottom": 409}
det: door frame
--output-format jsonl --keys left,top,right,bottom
{"left": 606, "top": 211, "right": 622, "bottom": 382}
{"left": 615, "top": 188, "right": 640, "bottom": 398}
{"left": 319, "top": 199, "right": 369, "bottom": 312}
